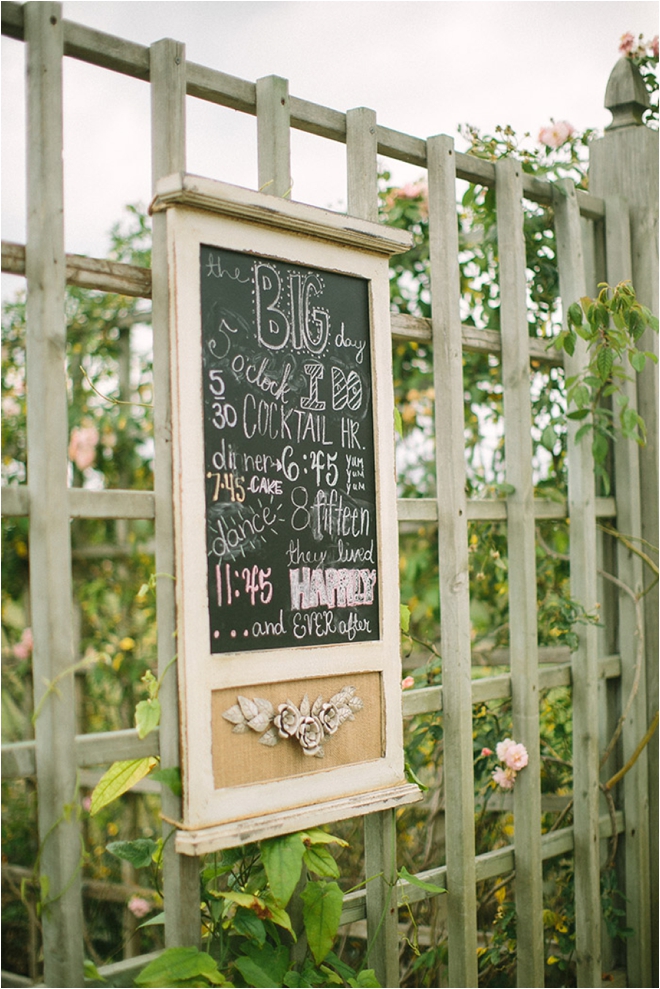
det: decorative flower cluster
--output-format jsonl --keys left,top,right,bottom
{"left": 222, "top": 686, "right": 363, "bottom": 758}
{"left": 483, "top": 738, "right": 529, "bottom": 790}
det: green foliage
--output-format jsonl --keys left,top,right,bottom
{"left": 548, "top": 281, "right": 658, "bottom": 492}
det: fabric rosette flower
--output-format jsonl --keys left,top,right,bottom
{"left": 318, "top": 702, "right": 340, "bottom": 735}
{"left": 274, "top": 701, "right": 301, "bottom": 739}
{"left": 297, "top": 715, "right": 324, "bottom": 756}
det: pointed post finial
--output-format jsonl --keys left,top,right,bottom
{"left": 604, "top": 56, "right": 650, "bottom": 129}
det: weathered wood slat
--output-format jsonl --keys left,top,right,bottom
{"left": 2, "top": 240, "right": 153, "bottom": 296}
{"left": 554, "top": 179, "right": 602, "bottom": 987}
{"left": 1, "top": 729, "right": 160, "bottom": 779}
{"left": 149, "top": 37, "right": 202, "bottom": 952}
{"left": 605, "top": 195, "right": 651, "bottom": 986}
{"left": 68, "top": 488, "right": 155, "bottom": 519}
{"left": 401, "top": 655, "right": 621, "bottom": 719}
{"left": 496, "top": 157, "right": 544, "bottom": 986}
{"left": 24, "top": 6, "right": 85, "bottom": 985}
{"left": 397, "top": 496, "right": 616, "bottom": 523}
{"left": 345, "top": 102, "right": 400, "bottom": 989}
{"left": 257, "top": 75, "right": 291, "bottom": 197}
{"left": 427, "top": 133, "right": 478, "bottom": 986}
{"left": 391, "top": 311, "right": 564, "bottom": 365}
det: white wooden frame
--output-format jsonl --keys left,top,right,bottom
{"left": 151, "top": 174, "right": 420, "bottom": 852}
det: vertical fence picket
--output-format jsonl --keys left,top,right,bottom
{"left": 24, "top": 3, "right": 85, "bottom": 984}
{"left": 150, "top": 37, "right": 202, "bottom": 949}
{"left": 427, "top": 134, "right": 478, "bottom": 987}
{"left": 495, "top": 158, "right": 545, "bottom": 987}
{"left": 603, "top": 195, "right": 651, "bottom": 986}
{"left": 346, "top": 104, "right": 400, "bottom": 989}
{"left": 257, "top": 75, "right": 291, "bottom": 197}
{"left": 553, "top": 180, "right": 602, "bottom": 987}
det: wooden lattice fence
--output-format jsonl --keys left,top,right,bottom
{"left": 1, "top": 3, "right": 658, "bottom": 987}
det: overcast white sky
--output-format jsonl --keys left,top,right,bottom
{"left": 2, "top": 0, "right": 658, "bottom": 280}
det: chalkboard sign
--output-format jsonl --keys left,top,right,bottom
{"left": 201, "top": 246, "right": 380, "bottom": 653}
{"left": 152, "top": 175, "right": 420, "bottom": 850}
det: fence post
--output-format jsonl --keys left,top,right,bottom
{"left": 150, "top": 36, "right": 202, "bottom": 949}
{"left": 589, "top": 57, "right": 659, "bottom": 986}
{"left": 553, "top": 180, "right": 602, "bottom": 988}
{"left": 495, "top": 157, "right": 545, "bottom": 987}
{"left": 346, "top": 104, "right": 401, "bottom": 989}
{"left": 24, "top": 3, "right": 86, "bottom": 984}
{"left": 427, "top": 133, "right": 478, "bottom": 988}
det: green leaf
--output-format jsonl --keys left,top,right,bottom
{"left": 304, "top": 844, "right": 340, "bottom": 878}
{"left": 540, "top": 424, "right": 557, "bottom": 452}
{"left": 84, "top": 959, "right": 106, "bottom": 983}
{"left": 150, "top": 766, "right": 182, "bottom": 797}
{"left": 231, "top": 907, "right": 266, "bottom": 947}
{"left": 138, "top": 911, "right": 166, "bottom": 929}
{"left": 263, "top": 898, "right": 296, "bottom": 937}
{"left": 592, "top": 431, "right": 609, "bottom": 464}
{"left": 393, "top": 407, "right": 403, "bottom": 437}
{"left": 260, "top": 833, "right": 306, "bottom": 907}
{"left": 234, "top": 955, "right": 283, "bottom": 989}
{"left": 136, "top": 698, "right": 161, "bottom": 739}
{"left": 566, "top": 409, "right": 589, "bottom": 421}
{"left": 301, "top": 829, "right": 348, "bottom": 849}
{"left": 398, "top": 865, "right": 446, "bottom": 896}
{"left": 348, "top": 971, "right": 381, "bottom": 988}
{"left": 106, "top": 838, "right": 158, "bottom": 869}
{"left": 567, "top": 302, "right": 582, "bottom": 327}
{"left": 596, "top": 347, "right": 614, "bottom": 381}
{"left": 404, "top": 760, "right": 428, "bottom": 791}
{"left": 301, "top": 880, "right": 344, "bottom": 965}
{"left": 237, "top": 942, "right": 290, "bottom": 987}
{"left": 135, "top": 947, "right": 222, "bottom": 987}
{"left": 564, "top": 331, "right": 576, "bottom": 357}
{"left": 90, "top": 757, "right": 157, "bottom": 815}
{"left": 630, "top": 350, "right": 646, "bottom": 373}
{"left": 399, "top": 603, "right": 411, "bottom": 633}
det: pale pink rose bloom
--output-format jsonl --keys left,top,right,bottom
{"left": 81, "top": 796, "right": 92, "bottom": 812}
{"left": 68, "top": 425, "right": 99, "bottom": 472}
{"left": 401, "top": 676, "right": 415, "bottom": 690}
{"left": 492, "top": 766, "right": 516, "bottom": 790}
{"left": 127, "top": 896, "right": 151, "bottom": 919}
{"left": 619, "top": 32, "right": 636, "bottom": 55}
{"left": 496, "top": 738, "right": 515, "bottom": 763}
{"left": 652, "top": 36, "right": 659, "bottom": 58}
{"left": 503, "top": 742, "right": 528, "bottom": 771}
{"left": 13, "top": 627, "right": 33, "bottom": 660}
{"left": 538, "top": 121, "right": 575, "bottom": 149}
{"left": 481, "top": 747, "right": 493, "bottom": 757}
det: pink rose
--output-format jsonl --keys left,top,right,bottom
{"left": 651, "top": 35, "right": 659, "bottom": 58}
{"left": 503, "top": 742, "right": 528, "bottom": 771}
{"left": 127, "top": 896, "right": 151, "bottom": 918}
{"left": 492, "top": 766, "right": 516, "bottom": 790}
{"left": 401, "top": 676, "right": 415, "bottom": 690}
{"left": 68, "top": 424, "right": 99, "bottom": 472}
{"left": 619, "top": 32, "right": 635, "bottom": 55}
{"left": 481, "top": 747, "right": 493, "bottom": 757}
{"left": 538, "top": 121, "right": 575, "bottom": 149}
{"left": 13, "top": 627, "right": 33, "bottom": 660}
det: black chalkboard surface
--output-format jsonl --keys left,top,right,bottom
{"left": 200, "top": 245, "right": 380, "bottom": 653}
